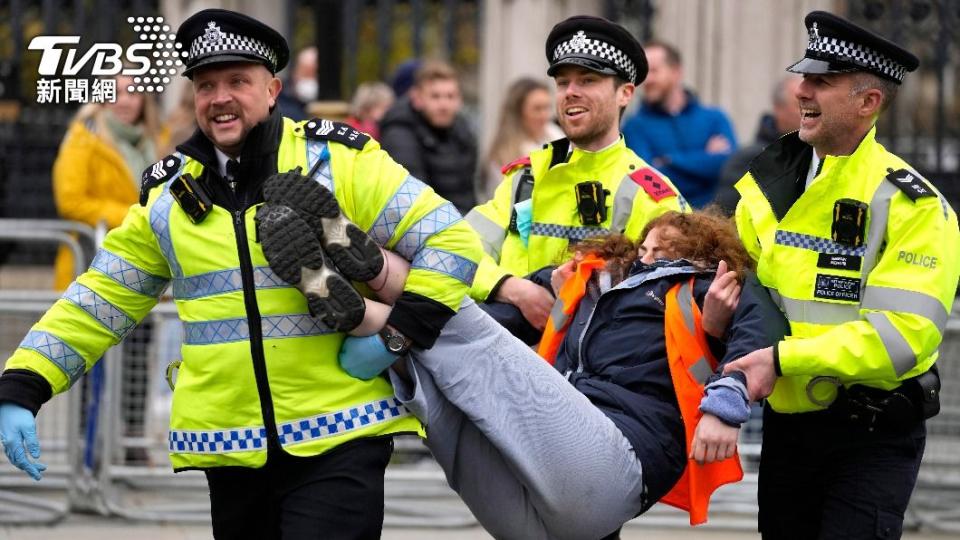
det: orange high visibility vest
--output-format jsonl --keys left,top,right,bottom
{"left": 661, "top": 277, "right": 744, "bottom": 525}
{"left": 537, "top": 254, "right": 606, "bottom": 364}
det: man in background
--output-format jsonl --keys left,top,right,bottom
{"left": 622, "top": 40, "right": 737, "bottom": 208}
{"left": 379, "top": 60, "right": 478, "bottom": 214}
{"left": 715, "top": 75, "right": 802, "bottom": 214}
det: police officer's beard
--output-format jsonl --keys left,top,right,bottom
{"left": 561, "top": 109, "right": 615, "bottom": 148}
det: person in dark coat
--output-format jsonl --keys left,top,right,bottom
{"left": 715, "top": 76, "right": 802, "bottom": 214}
{"left": 378, "top": 60, "right": 478, "bottom": 213}
{"left": 335, "top": 209, "right": 789, "bottom": 538}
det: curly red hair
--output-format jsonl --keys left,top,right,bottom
{"left": 572, "top": 207, "right": 754, "bottom": 282}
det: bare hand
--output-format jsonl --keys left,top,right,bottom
{"left": 495, "top": 276, "right": 555, "bottom": 331}
{"left": 551, "top": 260, "right": 576, "bottom": 297}
{"left": 723, "top": 346, "right": 777, "bottom": 401}
{"left": 690, "top": 413, "right": 740, "bottom": 465}
{"left": 706, "top": 135, "right": 732, "bottom": 154}
{"left": 702, "top": 260, "right": 740, "bottom": 338}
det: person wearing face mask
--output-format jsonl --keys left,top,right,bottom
{"left": 0, "top": 9, "right": 481, "bottom": 539}
{"left": 465, "top": 16, "right": 686, "bottom": 338}
{"left": 481, "top": 77, "right": 564, "bottom": 202}
{"left": 276, "top": 46, "right": 317, "bottom": 121}
{"left": 379, "top": 60, "right": 478, "bottom": 214}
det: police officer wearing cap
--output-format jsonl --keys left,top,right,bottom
{"left": 0, "top": 8, "right": 482, "bottom": 539}
{"left": 726, "top": 11, "right": 960, "bottom": 539}
{"left": 465, "top": 15, "right": 684, "bottom": 332}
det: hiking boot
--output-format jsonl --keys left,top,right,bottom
{"left": 263, "top": 169, "right": 384, "bottom": 282}
{"left": 256, "top": 203, "right": 365, "bottom": 332}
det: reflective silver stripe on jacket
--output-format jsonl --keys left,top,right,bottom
{"left": 465, "top": 210, "right": 506, "bottom": 259}
{"left": 861, "top": 286, "right": 948, "bottom": 334}
{"left": 864, "top": 311, "right": 917, "bottom": 376}
{"left": 61, "top": 282, "right": 136, "bottom": 339}
{"left": 610, "top": 176, "right": 640, "bottom": 233}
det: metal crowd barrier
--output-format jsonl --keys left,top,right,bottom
{"left": 0, "top": 219, "right": 93, "bottom": 524}
{"left": 2, "top": 218, "right": 960, "bottom": 532}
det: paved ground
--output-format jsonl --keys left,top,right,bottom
{"left": 0, "top": 517, "right": 954, "bottom": 540}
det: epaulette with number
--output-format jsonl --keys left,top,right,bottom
{"left": 629, "top": 166, "right": 676, "bottom": 202}
{"left": 140, "top": 154, "right": 182, "bottom": 206}
{"left": 500, "top": 156, "right": 532, "bottom": 175}
{"left": 302, "top": 118, "right": 370, "bottom": 151}
{"left": 886, "top": 168, "right": 936, "bottom": 202}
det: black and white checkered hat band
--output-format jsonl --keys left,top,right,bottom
{"left": 807, "top": 35, "right": 906, "bottom": 82}
{"left": 553, "top": 34, "right": 637, "bottom": 83}
{"left": 188, "top": 31, "right": 278, "bottom": 70}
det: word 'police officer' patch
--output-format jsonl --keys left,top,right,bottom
{"left": 814, "top": 273, "right": 861, "bottom": 302}
{"left": 303, "top": 119, "right": 370, "bottom": 151}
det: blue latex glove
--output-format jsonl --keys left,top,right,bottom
{"left": 0, "top": 403, "right": 46, "bottom": 481}
{"left": 339, "top": 335, "right": 399, "bottom": 380}
{"left": 514, "top": 199, "right": 533, "bottom": 247}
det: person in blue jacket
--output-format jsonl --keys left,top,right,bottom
{"left": 622, "top": 40, "right": 737, "bottom": 208}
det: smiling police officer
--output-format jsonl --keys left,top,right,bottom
{"left": 0, "top": 8, "right": 480, "bottom": 539}
{"left": 727, "top": 11, "right": 960, "bottom": 539}
{"left": 465, "top": 15, "right": 685, "bottom": 334}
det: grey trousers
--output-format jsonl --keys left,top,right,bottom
{"left": 389, "top": 300, "right": 645, "bottom": 540}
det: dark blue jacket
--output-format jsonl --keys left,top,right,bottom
{"left": 622, "top": 92, "right": 737, "bottom": 208}
{"left": 555, "top": 261, "right": 788, "bottom": 507}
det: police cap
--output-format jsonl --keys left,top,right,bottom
{"left": 545, "top": 15, "right": 647, "bottom": 85}
{"left": 176, "top": 9, "right": 290, "bottom": 78}
{"left": 787, "top": 11, "right": 918, "bottom": 84}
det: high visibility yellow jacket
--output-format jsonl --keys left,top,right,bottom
{"left": 735, "top": 128, "right": 960, "bottom": 413}
{"left": 466, "top": 137, "right": 685, "bottom": 301}
{"left": 5, "top": 115, "right": 482, "bottom": 469}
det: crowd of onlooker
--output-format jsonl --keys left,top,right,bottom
{"left": 45, "top": 39, "right": 798, "bottom": 281}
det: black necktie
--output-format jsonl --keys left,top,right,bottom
{"left": 226, "top": 159, "right": 240, "bottom": 192}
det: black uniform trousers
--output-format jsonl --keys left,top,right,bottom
{"left": 758, "top": 404, "right": 925, "bottom": 540}
{"left": 204, "top": 436, "right": 394, "bottom": 540}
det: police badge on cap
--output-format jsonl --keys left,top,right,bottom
{"left": 787, "top": 11, "right": 918, "bottom": 84}
{"left": 175, "top": 9, "right": 290, "bottom": 78}
{"left": 545, "top": 16, "right": 647, "bottom": 85}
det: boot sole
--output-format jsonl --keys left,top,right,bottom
{"left": 263, "top": 170, "right": 384, "bottom": 282}
{"left": 256, "top": 204, "right": 365, "bottom": 333}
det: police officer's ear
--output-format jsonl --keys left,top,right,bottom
{"left": 615, "top": 78, "right": 635, "bottom": 109}
{"left": 265, "top": 69, "right": 283, "bottom": 109}
{"left": 852, "top": 82, "right": 884, "bottom": 121}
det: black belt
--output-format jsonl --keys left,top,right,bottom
{"left": 827, "top": 366, "right": 940, "bottom": 434}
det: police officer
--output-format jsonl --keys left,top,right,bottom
{"left": 726, "top": 11, "right": 960, "bottom": 539}
{"left": 0, "top": 9, "right": 480, "bottom": 539}
{"left": 466, "top": 15, "right": 684, "bottom": 331}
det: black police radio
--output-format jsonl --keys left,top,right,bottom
{"left": 575, "top": 181, "right": 609, "bottom": 226}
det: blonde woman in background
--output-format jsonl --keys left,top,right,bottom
{"left": 481, "top": 77, "right": 563, "bottom": 201}
{"left": 346, "top": 81, "right": 394, "bottom": 140}
{"left": 52, "top": 75, "right": 165, "bottom": 290}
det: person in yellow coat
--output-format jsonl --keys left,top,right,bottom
{"left": 52, "top": 76, "right": 165, "bottom": 290}
{"left": 466, "top": 16, "right": 685, "bottom": 333}
{"left": 726, "top": 11, "right": 960, "bottom": 539}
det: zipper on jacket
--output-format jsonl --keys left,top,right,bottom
{"left": 233, "top": 208, "right": 279, "bottom": 448}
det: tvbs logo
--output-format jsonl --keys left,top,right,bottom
{"left": 28, "top": 16, "right": 186, "bottom": 104}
